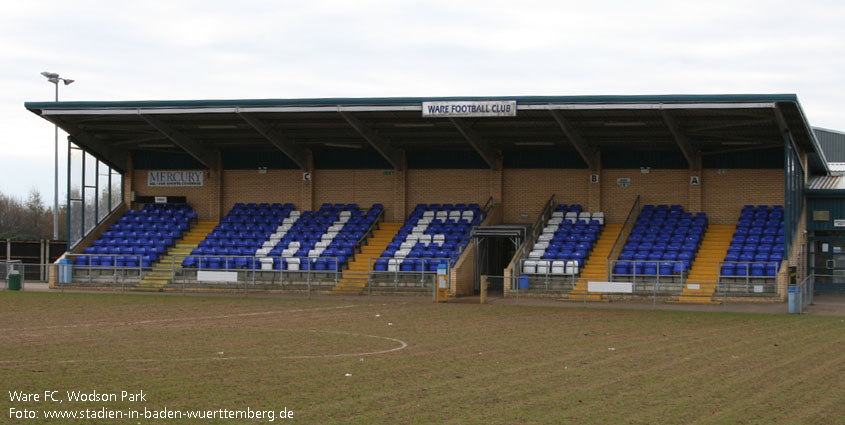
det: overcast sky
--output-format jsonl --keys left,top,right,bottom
{"left": 2, "top": 0, "right": 844, "bottom": 200}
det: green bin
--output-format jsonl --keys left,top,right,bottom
{"left": 7, "top": 271, "right": 21, "bottom": 291}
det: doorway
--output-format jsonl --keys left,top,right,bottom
{"left": 473, "top": 225, "right": 529, "bottom": 295}
{"left": 809, "top": 236, "right": 845, "bottom": 293}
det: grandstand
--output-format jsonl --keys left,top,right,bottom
{"left": 25, "top": 94, "right": 836, "bottom": 303}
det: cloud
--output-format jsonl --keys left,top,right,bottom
{"left": 1, "top": 0, "right": 845, "bottom": 198}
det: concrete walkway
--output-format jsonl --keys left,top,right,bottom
{"left": 9, "top": 282, "right": 845, "bottom": 316}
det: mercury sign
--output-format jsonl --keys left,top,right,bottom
{"left": 422, "top": 100, "right": 517, "bottom": 118}
{"left": 148, "top": 171, "right": 204, "bottom": 187}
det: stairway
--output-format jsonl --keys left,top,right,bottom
{"left": 677, "top": 224, "right": 735, "bottom": 304}
{"left": 332, "top": 222, "right": 403, "bottom": 295}
{"left": 135, "top": 221, "right": 218, "bottom": 292}
{"left": 565, "top": 223, "right": 623, "bottom": 302}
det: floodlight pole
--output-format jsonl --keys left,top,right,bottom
{"left": 41, "top": 72, "right": 74, "bottom": 241}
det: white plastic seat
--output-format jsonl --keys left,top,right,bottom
{"left": 255, "top": 248, "right": 270, "bottom": 256}
{"left": 340, "top": 211, "right": 351, "bottom": 217}
{"left": 282, "top": 248, "right": 296, "bottom": 257}
{"left": 417, "top": 217, "right": 432, "bottom": 225}
{"left": 260, "top": 257, "right": 274, "bottom": 270}
{"left": 551, "top": 211, "right": 564, "bottom": 218}
{"left": 448, "top": 210, "right": 462, "bottom": 220}
{"left": 423, "top": 211, "right": 434, "bottom": 218}
{"left": 337, "top": 216, "right": 349, "bottom": 224}
{"left": 534, "top": 241, "right": 549, "bottom": 250}
{"left": 565, "top": 261, "right": 579, "bottom": 275}
{"left": 289, "top": 210, "right": 301, "bottom": 217}
{"left": 565, "top": 212, "right": 578, "bottom": 221}
{"left": 578, "top": 212, "right": 592, "bottom": 221}
{"left": 432, "top": 234, "right": 445, "bottom": 244}
{"left": 536, "top": 260, "right": 550, "bottom": 274}
{"left": 287, "top": 241, "right": 300, "bottom": 249}
{"left": 538, "top": 234, "right": 552, "bottom": 242}
{"left": 286, "top": 258, "right": 300, "bottom": 271}
{"left": 548, "top": 218, "right": 562, "bottom": 225}
{"left": 529, "top": 250, "right": 544, "bottom": 259}
{"left": 400, "top": 241, "right": 415, "bottom": 250}
{"left": 315, "top": 241, "right": 329, "bottom": 249}
{"left": 413, "top": 225, "right": 427, "bottom": 234}
{"left": 406, "top": 234, "right": 420, "bottom": 242}
{"left": 462, "top": 211, "right": 474, "bottom": 220}
{"left": 388, "top": 258, "right": 401, "bottom": 272}
{"left": 262, "top": 241, "right": 276, "bottom": 249}
{"left": 395, "top": 249, "right": 409, "bottom": 258}
{"left": 283, "top": 217, "right": 297, "bottom": 224}
{"left": 276, "top": 224, "right": 291, "bottom": 232}
{"left": 592, "top": 212, "right": 605, "bottom": 225}
{"left": 543, "top": 225, "right": 558, "bottom": 233}
{"left": 435, "top": 211, "right": 448, "bottom": 220}
{"left": 551, "top": 260, "right": 566, "bottom": 274}
{"left": 322, "top": 232, "right": 337, "bottom": 241}
{"left": 523, "top": 260, "right": 537, "bottom": 274}
{"left": 418, "top": 234, "right": 432, "bottom": 245}
{"left": 308, "top": 249, "right": 324, "bottom": 257}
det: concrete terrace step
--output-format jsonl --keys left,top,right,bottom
{"left": 677, "top": 224, "right": 735, "bottom": 304}
{"left": 137, "top": 220, "right": 218, "bottom": 290}
{"left": 332, "top": 222, "right": 403, "bottom": 295}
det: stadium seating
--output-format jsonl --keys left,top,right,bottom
{"left": 521, "top": 204, "right": 604, "bottom": 276}
{"left": 74, "top": 203, "right": 197, "bottom": 268}
{"left": 720, "top": 205, "right": 784, "bottom": 278}
{"left": 374, "top": 203, "right": 485, "bottom": 273}
{"left": 182, "top": 203, "right": 383, "bottom": 271}
{"left": 613, "top": 204, "right": 707, "bottom": 277}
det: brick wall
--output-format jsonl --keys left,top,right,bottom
{"left": 129, "top": 167, "right": 786, "bottom": 227}
{"left": 502, "top": 169, "right": 590, "bottom": 223}
{"left": 407, "top": 169, "right": 493, "bottom": 212}
{"left": 132, "top": 169, "right": 221, "bottom": 222}
{"left": 221, "top": 170, "right": 303, "bottom": 213}
{"left": 313, "top": 170, "right": 397, "bottom": 219}
{"left": 702, "top": 169, "right": 784, "bottom": 225}
{"left": 601, "top": 169, "right": 691, "bottom": 223}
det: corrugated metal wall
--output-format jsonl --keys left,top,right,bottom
{"left": 813, "top": 128, "right": 845, "bottom": 162}
{"left": 807, "top": 198, "right": 845, "bottom": 231}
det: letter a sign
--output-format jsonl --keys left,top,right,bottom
{"left": 690, "top": 176, "right": 700, "bottom": 185}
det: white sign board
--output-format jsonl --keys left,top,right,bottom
{"left": 754, "top": 285, "right": 764, "bottom": 293}
{"left": 422, "top": 100, "right": 517, "bottom": 118}
{"left": 834, "top": 219, "right": 845, "bottom": 227}
{"left": 154, "top": 196, "right": 167, "bottom": 204}
{"left": 148, "top": 171, "right": 204, "bottom": 187}
{"left": 588, "top": 281, "right": 633, "bottom": 293}
{"left": 617, "top": 178, "right": 631, "bottom": 188}
{"left": 687, "top": 284, "right": 701, "bottom": 290}
{"left": 197, "top": 271, "right": 238, "bottom": 283}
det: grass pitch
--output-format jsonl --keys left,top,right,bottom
{"left": 1, "top": 291, "right": 843, "bottom": 424}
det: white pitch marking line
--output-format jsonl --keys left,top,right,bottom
{"left": 0, "top": 304, "right": 360, "bottom": 333}
{"left": 0, "top": 329, "right": 408, "bottom": 365}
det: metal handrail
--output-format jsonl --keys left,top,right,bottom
{"left": 510, "top": 194, "right": 556, "bottom": 276}
{"left": 450, "top": 196, "right": 497, "bottom": 264}
{"left": 606, "top": 195, "right": 641, "bottom": 269}
{"left": 356, "top": 208, "right": 385, "bottom": 248}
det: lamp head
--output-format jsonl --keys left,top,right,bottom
{"left": 63, "top": 79, "right": 74, "bottom": 85}
{"left": 41, "top": 71, "right": 59, "bottom": 79}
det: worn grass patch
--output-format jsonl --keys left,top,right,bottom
{"left": 1, "top": 291, "right": 843, "bottom": 424}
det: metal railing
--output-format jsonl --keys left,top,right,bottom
{"left": 509, "top": 194, "right": 555, "bottom": 287}
{"left": 355, "top": 208, "right": 385, "bottom": 248}
{"left": 608, "top": 259, "right": 686, "bottom": 294}
{"left": 367, "top": 256, "right": 449, "bottom": 292}
{"left": 450, "top": 196, "right": 496, "bottom": 263}
{"left": 792, "top": 273, "right": 815, "bottom": 314}
{"left": 606, "top": 195, "right": 641, "bottom": 276}
{"left": 716, "top": 261, "right": 780, "bottom": 296}
{"left": 514, "top": 258, "right": 578, "bottom": 292}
